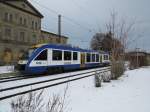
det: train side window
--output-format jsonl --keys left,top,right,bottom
{"left": 64, "top": 51, "right": 71, "bottom": 60}
{"left": 86, "top": 53, "right": 91, "bottom": 62}
{"left": 104, "top": 55, "right": 108, "bottom": 60}
{"left": 96, "top": 54, "right": 99, "bottom": 62}
{"left": 35, "top": 49, "right": 47, "bottom": 60}
{"left": 92, "top": 54, "right": 95, "bottom": 62}
{"left": 73, "top": 52, "right": 78, "bottom": 60}
{"left": 52, "top": 50, "right": 62, "bottom": 60}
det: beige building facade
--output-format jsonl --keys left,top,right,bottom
{"left": 0, "top": 0, "right": 68, "bottom": 65}
{"left": 41, "top": 30, "right": 68, "bottom": 45}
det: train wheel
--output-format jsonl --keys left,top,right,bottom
{"left": 61, "top": 67, "right": 64, "bottom": 73}
{"left": 54, "top": 67, "right": 58, "bottom": 74}
{"left": 55, "top": 67, "right": 63, "bottom": 74}
{"left": 47, "top": 67, "right": 53, "bottom": 75}
{"left": 47, "top": 67, "right": 64, "bottom": 75}
{"left": 58, "top": 67, "right": 64, "bottom": 73}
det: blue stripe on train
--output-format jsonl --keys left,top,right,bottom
{"left": 25, "top": 63, "right": 102, "bottom": 74}
{"left": 25, "top": 64, "right": 81, "bottom": 74}
{"left": 85, "top": 63, "right": 100, "bottom": 68}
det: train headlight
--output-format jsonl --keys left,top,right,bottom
{"left": 18, "top": 60, "right": 28, "bottom": 64}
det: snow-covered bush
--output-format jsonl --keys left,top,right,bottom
{"left": 95, "top": 72, "right": 102, "bottom": 87}
{"left": 102, "top": 72, "right": 111, "bottom": 82}
{"left": 125, "top": 61, "right": 130, "bottom": 70}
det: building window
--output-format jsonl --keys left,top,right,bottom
{"left": 64, "top": 51, "right": 71, "bottom": 60}
{"left": 52, "top": 50, "right": 62, "bottom": 60}
{"left": 19, "top": 17, "right": 23, "bottom": 25}
{"left": 10, "top": 14, "right": 13, "bottom": 22}
{"left": 20, "top": 32, "right": 25, "bottom": 41}
{"left": 35, "top": 22, "right": 38, "bottom": 30}
{"left": 5, "top": 28, "right": 11, "bottom": 37}
{"left": 19, "top": 17, "right": 27, "bottom": 26}
{"left": 4, "top": 13, "right": 13, "bottom": 22}
{"left": 34, "top": 34, "right": 37, "bottom": 42}
{"left": 32, "top": 34, "right": 37, "bottom": 43}
{"left": 31, "top": 21, "right": 34, "bottom": 29}
{"left": 24, "top": 18, "right": 27, "bottom": 26}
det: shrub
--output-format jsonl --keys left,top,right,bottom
{"left": 11, "top": 90, "right": 44, "bottom": 112}
{"left": 102, "top": 72, "right": 111, "bottom": 82}
{"left": 95, "top": 72, "right": 102, "bottom": 87}
{"left": 11, "top": 85, "right": 69, "bottom": 112}
{"left": 111, "top": 61, "right": 125, "bottom": 79}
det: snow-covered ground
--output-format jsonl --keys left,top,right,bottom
{"left": 0, "top": 67, "right": 150, "bottom": 112}
{"left": 0, "top": 66, "right": 14, "bottom": 74}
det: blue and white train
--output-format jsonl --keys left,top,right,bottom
{"left": 18, "top": 44, "right": 110, "bottom": 74}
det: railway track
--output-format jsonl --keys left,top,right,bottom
{"left": 0, "top": 67, "right": 110, "bottom": 101}
{"left": 0, "top": 75, "right": 36, "bottom": 83}
{"left": 0, "top": 67, "right": 109, "bottom": 83}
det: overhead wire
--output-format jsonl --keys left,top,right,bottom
{"left": 70, "top": 0, "right": 101, "bottom": 32}
{"left": 30, "top": 0, "right": 100, "bottom": 49}
{"left": 31, "top": 0, "right": 96, "bottom": 33}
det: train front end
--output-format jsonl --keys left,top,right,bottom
{"left": 17, "top": 48, "right": 35, "bottom": 74}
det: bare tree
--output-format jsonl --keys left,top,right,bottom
{"left": 11, "top": 84, "right": 70, "bottom": 112}
{"left": 91, "top": 33, "right": 105, "bottom": 51}
{"left": 106, "top": 12, "right": 135, "bottom": 79}
{"left": 90, "top": 31, "right": 123, "bottom": 52}
{"left": 11, "top": 90, "right": 44, "bottom": 112}
{"left": 91, "top": 12, "right": 135, "bottom": 79}
{"left": 46, "top": 83, "right": 70, "bottom": 112}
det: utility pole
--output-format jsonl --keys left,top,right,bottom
{"left": 58, "top": 14, "right": 61, "bottom": 44}
{"left": 136, "top": 48, "right": 140, "bottom": 68}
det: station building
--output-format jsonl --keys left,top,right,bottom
{"left": 126, "top": 51, "right": 150, "bottom": 69}
{"left": 0, "top": 0, "right": 68, "bottom": 65}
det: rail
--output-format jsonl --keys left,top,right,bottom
{"left": 0, "top": 67, "right": 110, "bottom": 101}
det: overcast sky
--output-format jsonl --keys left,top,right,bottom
{"left": 30, "top": 0, "right": 150, "bottom": 51}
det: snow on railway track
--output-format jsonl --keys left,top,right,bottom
{"left": 0, "top": 67, "right": 110, "bottom": 101}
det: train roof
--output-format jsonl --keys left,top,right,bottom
{"left": 99, "top": 51, "right": 110, "bottom": 54}
{"left": 31, "top": 43, "right": 109, "bottom": 54}
{"left": 32, "top": 43, "right": 99, "bottom": 53}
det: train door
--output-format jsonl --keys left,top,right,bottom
{"left": 80, "top": 52, "right": 85, "bottom": 68}
{"left": 100, "top": 54, "right": 103, "bottom": 63}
